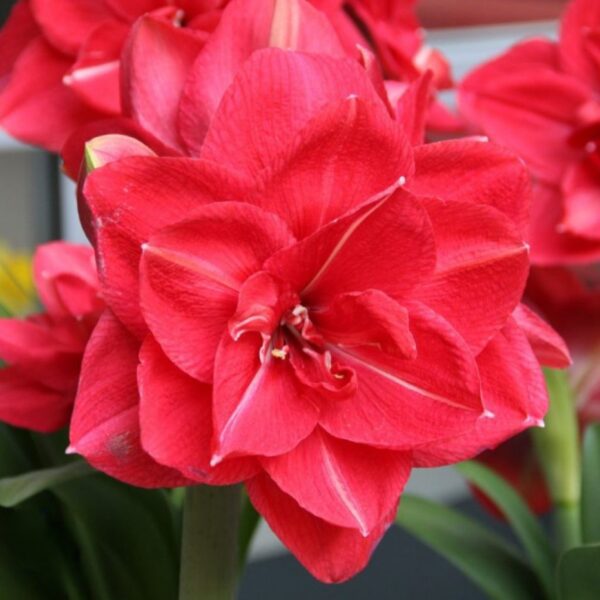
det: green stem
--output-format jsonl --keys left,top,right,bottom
{"left": 532, "top": 369, "right": 582, "bottom": 552}
{"left": 179, "top": 485, "right": 242, "bottom": 600}
{"left": 554, "top": 502, "right": 581, "bottom": 553}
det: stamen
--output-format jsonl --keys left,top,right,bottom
{"left": 272, "top": 347, "right": 288, "bottom": 360}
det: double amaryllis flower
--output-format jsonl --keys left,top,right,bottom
{"left": 459, "top": 0, "right": 600, "bottom": 265}
{"left": 0, "top": 242, "right": 103, "bottom": 432}
{"left": 67, "top": 37, "right": 570, "bottom": 580}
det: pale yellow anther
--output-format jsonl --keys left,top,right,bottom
{"left": 272, "top": 348, "right": 288, "bottom": 360}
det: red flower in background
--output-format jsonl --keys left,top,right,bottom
{"left": 0, "top": 242, "right": 103, "bottom": 432}
{"left": 459, "top": 0, "right": 600, "bottom": 266}
{"left": 67, "top": 32, "right": 567, "bottom": 579}
{"left": 0, "top": 0, "right": 228, "bottom": 152}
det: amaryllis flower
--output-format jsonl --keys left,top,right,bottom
{"left": 0, "top": 0, "right": 228, "bottom": 152}
{"left": 459, "top": 0, "right": 600, "bottom": 265}
{"left": 0, "top": 242, "right": 103, "bottom": 432}
{"left": 68, "top": 43, "right": 560, "bottom": 581}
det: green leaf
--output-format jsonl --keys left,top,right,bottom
{"left": 54, "top": 475, "right": 180, "bottom": 600}
{"left": 0, "top": 460, "right": 93, "bottom": 507}
{"left": 456, "top": 460, "right": 556, "bottom": 597}
{"left": 396, "top": 494, "right": 541, "bottom": 600}
{"left": 582, "top": 424, "right": 600, "bottom": 544}
{"left": 557, "top": 543, "right": 600, "bottom": 600}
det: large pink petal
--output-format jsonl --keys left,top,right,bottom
{"left": 140, "top": 202, "right": 295, "bottom": 381}
{"left": 261, "top": 428, "right": 410, "bottom": 534}
{"left": 0, "top": 38, "right": 103, "bottom": 151}
{"left": 33, "top": 242, "right": 101, "bottom": 319}
{"left": 265, "top": 190, "right": 435, "bottom": 304}
{"left": 178, "top": 0, "right": 346, "bottom": 154}
{"left": 122, "top": 15, "right": 205, "bottom": 152}
{"left": 559, "top": 0, "right": 600, "bottom": 88}
{"left": 64, "top": 21, "right": 127, "bottom": 115}
{"left": 138, "top": 336, "right": 258, "bottom": 484}
{"left": 413, "top": 197, "right": 530, "bottom": 354}
{"left": 211, "top": 332, "right": 319, "bottom": 461}
{"left": 459, "top": 39, "right": 587, "bottom": 184}
{"left": 247, "top": 473, "right": 396, "bottom": 583}
{"left": 414, "top": 318, "right": 548, "bottom": 467}
{"left": 319, "top": 302, "right": 483, "bottom": 449}
{"left": 0, "top": 366, "right": 72, "bottom": 432}
{"left": 245, "top": 96, "right": 413, "bottom": 238}
{"left": 200, "top": 48, "right": 386, "bottom": 179}
{"left": 312, "top": 290, "right": 416, "bottom": 359}
{"left": 82, "top": 156, "right": 250, "bottom": 336}
{"left": 408, "top": 139, "right": 531, "bottom": 237}
{"left": 69, "top": 310, "right": 190, "bottom": 488}
{"left": 512, "top": 304, "right": 571, "bottom": 369}
{"left": 30, "top": 0, "right": 116, "bottom": 56}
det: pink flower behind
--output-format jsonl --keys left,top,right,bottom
{"left": 0, "top": 0, "right": 228, "bottom": 152}
{"left": 459, "top": 0, "right": 600, "bottom": 266}
{"left": 0, "top": 242, "right": 103, "bottom": 432}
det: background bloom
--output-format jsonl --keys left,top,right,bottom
{"left": 0, "top": 241, "right": 103, "bottom": 431}
{"left": 459, "top": 0, "right": 600, "bottom": 265}
{"left": 0, "top": 0, "right": 228, "bottom": 152}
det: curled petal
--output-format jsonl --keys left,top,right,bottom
{"left": 138, "top": 336, "right": 258, "bottom": 484}
{"left": 212, "top": 332, "right": 319, "bottom": 461}
{"left": 82, "top": 156, "right": 250, "bottom": 336}
{"left": 261, "top": 428, "right": 411, "bottom": 534}
{"left": 247, "top": 473, "right": 397, "bottom": 583}
{"left": 512, "top": 304, "right": 571, "bottom": 369}
{"left": 69, "top": 310, "right": 190, "bottom": 488}
{"left": 140, "top": 202, "right": 295, "bottom": 381}
{"left": 319, "top": 302, "right": 483, "bottom": 449}
{"left": 414, "top": 318, "right": 548, "bottom": 466}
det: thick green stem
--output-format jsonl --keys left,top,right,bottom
{"left": 179, "top": 485, "right": 242, "bottom": 600}
{"left": 532, "top": 369, "right": 582, "bottom": 552}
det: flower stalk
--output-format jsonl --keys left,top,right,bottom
{"left": 532, "top": 369, "right": 582, "bottom": 552}
{"left": 179, "top": 485, "right": 243, "bottom": 600}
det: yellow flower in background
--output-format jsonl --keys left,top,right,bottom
{"left": 0, "top": 243, "right": 36, "bottom": 316}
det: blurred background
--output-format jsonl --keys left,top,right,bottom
{"left": 0, "top": 1, "right": 568, "bottom": 598}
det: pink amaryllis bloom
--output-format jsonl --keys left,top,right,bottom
{"left": 0, "top": 0, "right": 228, "bottom": 152}
{"left": 68, "top": 44, "right": 564, "bottom": 581}
{"left": 0, "top": 242, "right": 103, "bottom": 432}
{"left": 459, "top": 0, "right": 600, "bottom": 266}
